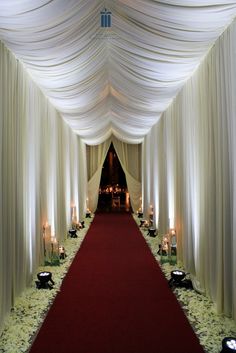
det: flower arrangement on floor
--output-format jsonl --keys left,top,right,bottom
{"left": 134, "top": 214, "right": 236, "bottom": 353}
{"left": 0, "top": 216, "right": 93, "bottom": 353}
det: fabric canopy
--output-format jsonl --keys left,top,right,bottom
{"left": 1, "top": 0, "right": 236, "bottom": 144}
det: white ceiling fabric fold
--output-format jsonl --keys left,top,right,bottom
{"left": 1, "top": 0, "right": 236, "bottom": 144}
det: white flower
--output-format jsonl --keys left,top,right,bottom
{"left": 0, "top": 217, "right": 93, "bottom": 353}
{"left": 1, "top": 214, "right": 235, "bottom": 353}
{"left": 133, "top": 214, "right": 236, "bottom": 353}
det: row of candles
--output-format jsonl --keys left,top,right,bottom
{"left": 42, "top": 222, "right": 65, "bottom": 259}
{"left": 137, "top": 202, "right": 153, "bottom": 216}
{"left": 137, "top": 203, "right": 175, "bottom": 230}
{"left": 139, "top": 217, "right": 177, "bottom": 258}
{"left": 42, "top": 203, "right": 92, "bottom": 260}
{"left": 137, "top": 203, "right": 177, "bottom": 256}
{"left": 138, "top": 211, "right": 176, "bottom": 237}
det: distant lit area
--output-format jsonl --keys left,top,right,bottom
{"left": 97, "top": 143, "right": 131, "bottom": 213}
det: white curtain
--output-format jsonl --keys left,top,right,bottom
{"left": 112, "top": 136, "right": 142, "bottom": 213}
{"left": 0, "top": 41, "right": 87, "bottom": 333}
{"left": 78, "top": 138, "right": 88, "bottom": 220}
{"left": 86, "top": 138, "right": 112, "bottom": 212}
{"left": 142, "top": 19, "right": 236, "bottom": 320}
{"left": 86, "top": 136, "right": 141, "bottom": 213}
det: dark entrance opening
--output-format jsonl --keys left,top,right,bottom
{"left": 97, "top": 143, "right": 131, "bottom": 213}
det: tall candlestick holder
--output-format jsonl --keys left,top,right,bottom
{"left": 159, "top": 228, "right": 177, "bottom": 265}
{"left": 43, "top": 223, "right": 60, "bottom": 266}
{"left": 42, "top": 224, "right": 47, "bottom": 257}
{"left": 169, "top": 228, "right": 177, "bottom": 265}
{"left": 49, "top": 237, "right": 60, "bottom": 266}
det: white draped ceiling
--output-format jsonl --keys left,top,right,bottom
{"left": 1, "top": 0, "right": 236, "bottom": 144}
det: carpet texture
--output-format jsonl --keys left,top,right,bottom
{"left": 29, "top": 213, "right": 205, "bottom": 353}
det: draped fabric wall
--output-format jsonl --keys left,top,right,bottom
{"left": 112, "top": 136, "right": 142, "bottom": 213}
{"left": 78, "top": 138, "right": 88, "bottom": 219}
{"left": 0, "top": 42, "right": 87, "bottom": 332}
{"left": 142, "top": 120, "right": 169, "bottom": 231}
{"left": 86, "top": 136, "right": 142, "bottom": 213}
{"left": 86, "top": 138, "right": 112, "bottom": 213}
{"left": 142, "top": 20, "right": 236, "bottom": 319}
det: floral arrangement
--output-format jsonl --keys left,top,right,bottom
{"left": 135, "top": 215, "right": 236, "bottom": 353}
{"left": 0, "top": 216, "right": 93, "bottom": 353}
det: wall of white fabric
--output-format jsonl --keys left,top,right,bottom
{"left": 142, "top": 20, "right": 236, "bottom": 320}
{"left": 0, "top": 42, "right": 87, "bottom": 333}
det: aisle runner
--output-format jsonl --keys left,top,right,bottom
{"left": 29, "top": 213, "right": 204, "bottom": 353}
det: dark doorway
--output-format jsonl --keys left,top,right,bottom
{"left": 97, "top": 143, "right": 131, "bottom": 212}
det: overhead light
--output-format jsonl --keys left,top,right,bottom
{"left": 36, "top": 271, "right": 54, "bottom": 289}
{"left": 221, "top": 337, "right": 236, "bottom": 352}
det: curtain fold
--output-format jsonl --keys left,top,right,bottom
{"left": 0, "top": 41, "right": 87, "bottom": 333}
{"left": 86, "top": 136, "right": 142, "bottom": 213}
{"left": 112, "top": 136, "right": 142, "bottom": 213}
{"left": 142, "top": 19, "right": 236, "bottom": 320}
{"left": 86, "top": 138, "right": 112, "bottom": 213}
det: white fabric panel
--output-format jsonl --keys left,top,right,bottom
{"left": 0, "top": 41, "right": 86, "bottom": 332}
{"left": 87, "top": 138, "right": 112, "bottom": 213}
{"left": 112, "top": 136, "right": 142, "bottom": 212}
{"left": 1, "top": 1, "right": 236, "bottom": 142}
{"left": 142, "top": 19, "right": 236, "bottom": 319}
{"left": 78, "top": 138, "right": 88, "bottom": 219}
{"left": 86, "top": 136, "right": 142, "bottom": 213}
{"left": 226, "top": 23, "right": 236, "bottom": 321}
{"left": 112, "top": 136, "right": 141, "bottom": 181}
{"left": 142, "top": 130, "right": 152, "bottom": 220}
{"left": 142, "top": 120, "right": 168, "bottom": 233}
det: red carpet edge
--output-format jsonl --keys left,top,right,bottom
{"left": 29, "top": 213, "right": 205, "bottom": 353}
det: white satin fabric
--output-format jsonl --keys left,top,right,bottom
{"left": 142, "top": 20, "right": 236, "bottom": 320}
{"left": 87, "top": 138, "right": 112, "bottom": 213}
{"left": 1, "top": 0, "right": 236, "bottom": 143}
{"left": 0, "top": 43, "right": 87, "bottom": 332}
{"left": 87, "top": 136, "right": 141, "bottom": 213}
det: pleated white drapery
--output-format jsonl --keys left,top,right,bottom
{"left": 86, "top": 136, "right": 142, "bottom": 213}
{"left": 86, "top": 138, "right": 112, "bottom": 213}
{"left": 112, "top": 136, "right": 142, "bottom": 213}
{"left": 0, "top": 42, "right": 87, "bottom": 333}
{"left": 1, "top": 0, "right": 236, "bottom": 144}
{"left": 142, "top": 20, "right": 236, "bottom": 319}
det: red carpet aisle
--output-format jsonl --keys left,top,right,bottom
{"left": 29, "top": 213, "right": 204, "bottom": 353}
